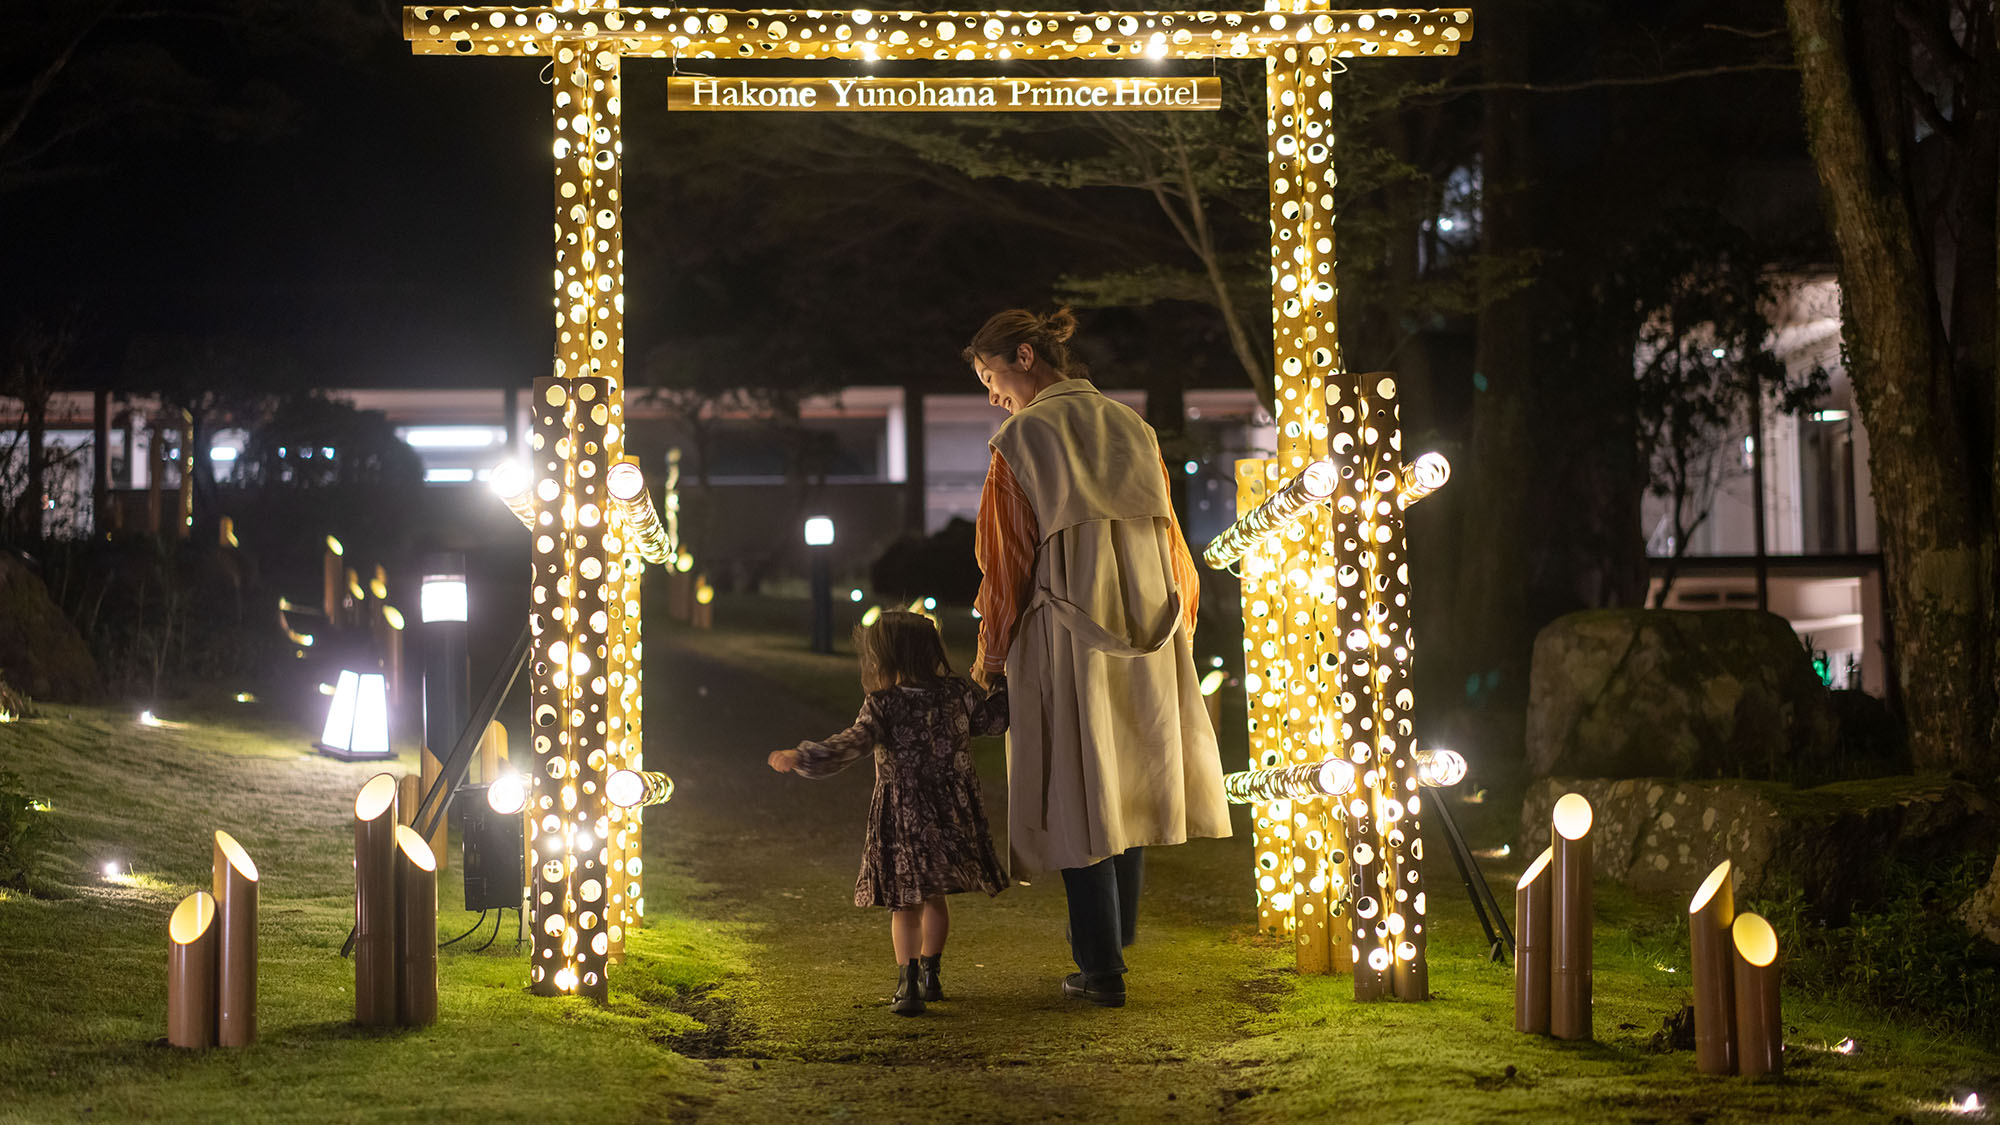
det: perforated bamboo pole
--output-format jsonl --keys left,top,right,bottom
{"left": 1549, "top": 794, "right": 1593, "bottom": 1041}
{"left": 1732, "top": 913, "right": 1782, "bottom": 1077}
{"left": 212, "top": 831, "right": 259, "bottom": 1047}
{"left": 395, "top": 826, "right": 439, "bottom": 1028}
{"left": 354, "top": 773, "right": 399, "bottom": 1026}
{"left": 1689, "top": 860, "right": 1737, "bottom": 1075}
{"left": 166, "top": 891, "right": 218, "bottom": 1049}
{"left": 1514, "top": 846, "right": 1552, "bottom": 1034}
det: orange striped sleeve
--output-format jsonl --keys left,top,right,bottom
{"left": 973, "top": 449, "right": 1038, "bottom": 678}
{"left": 1162, "top": 459, "right": 1201, "bottom": 635}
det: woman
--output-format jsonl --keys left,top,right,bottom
{"left": 964, "top": 306, "right": 1230, "bottom": 1009}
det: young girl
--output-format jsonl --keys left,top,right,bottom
{"left": 768, "top": 610, "right": 1010, "bottom": 1016}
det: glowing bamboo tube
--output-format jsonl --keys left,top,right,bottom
{"left": 419, "top": 750, "right": 447, "bottom": 873}
{"left": 382, "top": 605, "right": 405, "bottom": 707}
{"left": 1514, "top": 847, "right": 1553, "bottom": 1034}
{"left": 490, "top": 459, "right": 536, "bottom": 529}
{"left": 394, "top": 825, "right": 439, "bottom": 1028}
{"left": 1689, "top": 860, "right": 1737, "bottom": 1075}
{"left": 166, "top": 891, "right": 218, "bottom": 1049}
{"left": 477, "top": 720, "right": 507, "bottom": 785}
{"left": 1397, "top": 452, "right": 1451, "bottom": 506}
{"left": 1732, "top": 913, "right": 1782, "bottom": 1077}
{"left": 212, "top": 831, "right": 259, "bottom": 1047}
{"left": 1201, "top": 459, "right": 1337, "bottom": 569}
{"left": 396, "top": 773, "right": 420, "bottom": 829}
{"left": 606, "top": 769, "right": 675, "bottom": 809}
{"left": 353, "top": 773, "right": 399, "bottom": 1027}
{"left": 1223, "top": 758, "right": 1358, "bottom": 804}
{"left": 606, "top": 460, "right": 672, "bottom": 565}
{"left": 323, "top": 536, "right": 344, "bottom": 621}
{"left": 1550, "top": 794, "right": 1594, "bottom": 1041}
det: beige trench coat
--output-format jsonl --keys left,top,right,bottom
{"left": 993, "top": 380, "right": 1231, "bottom": 875}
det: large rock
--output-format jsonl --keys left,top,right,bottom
{"left": 1526, "top": 609, "right": 1837, "bottom": 782}
{"left": 0, "top": 554, "right": 97, "bottom": 702}
{"left": 1521, "top": 776, "right": 1995, "bottom": 920}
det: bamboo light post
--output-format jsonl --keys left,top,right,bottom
{"left": 1514, "top": 846, "right": 1553, "bottom": 1035}
{"left": 1549, "top": 793, "right": 1594, "bottom": 1041}
{"left": 1690, "top": 860, "right": 1737, "bottom": 1075}
{"left": 418, "top": 752, "right": 448, "bottom": 873}
{"left": 354, "top": 773, "right": 400, "bottom": 1026}
{"left": 1732, "top": 912, "right": 1783, "bottom": 1077}
{"left": 395, "top": 826, "right": 440, "bottom": 1028}
{"left": 212, "top": 831, "right": 259, "bottom": 1048}
{"left": 167, "top": 891, "right": 219, "bottom": 1049}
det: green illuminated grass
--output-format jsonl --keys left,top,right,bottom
{"left": 1, "top": 596, "right": 1994, "bottom": 1122}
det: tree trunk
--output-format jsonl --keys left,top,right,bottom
{"left": 1448, "top": 4, "right": 1539, "bottom": 755}
{"left": 1786, "top": 0, "right": 1996, "bottom": 775}
{"left": 24, "top": 391, "right": 46, "bottom": 545}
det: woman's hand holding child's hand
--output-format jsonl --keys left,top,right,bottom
{"left": 768, "top": 749, "right": 800, "bottom": 773}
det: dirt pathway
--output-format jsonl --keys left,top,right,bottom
{"left": 645, "top": 640, "right": 1288, "bottom": 1122}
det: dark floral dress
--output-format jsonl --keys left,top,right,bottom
{"left": 792, "top": 677, "right": 1012, "bottom": 909}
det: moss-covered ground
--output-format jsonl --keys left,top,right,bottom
{"left": 1, "top": 593, "right": 1994, "bottom": 1122}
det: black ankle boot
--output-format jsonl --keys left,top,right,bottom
{"left": 918, "top": 954, "right": 943, "bottom": 1001}
{"left": 891, "top": 958, "right": 925, "bottom": 1016}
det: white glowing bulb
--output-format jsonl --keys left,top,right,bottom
{"left": 103, "top": 861, "right": 121, "bottom": 878}
{"left": 1956, "top": 1093, "right": 1983, "bottom": 1114}
{"left": 849, "top": 588, "right": 864, "bottom": 602}
{"left": 490, "top": 459, "right": 530, "bottom": 500}
{"left": 1833, "top": 1037, "right": 1857, "bottom": 1055}
{"left": 487, "top": 773, "right": 528, "bottom": 816}
{"left": 605, "top": 460, "right": 645, "bottom": 501}
{"left": 137, "top": 711, "right": 162, "bottom": 727}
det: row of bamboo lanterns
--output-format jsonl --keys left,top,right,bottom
{"left": 1512, "top": 795, "right": 1783, "bottom": 1075}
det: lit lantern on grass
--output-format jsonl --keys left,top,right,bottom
{"left": 1731, "top": 912, "right": 1782, "bottom": 1077}
{"left": 317, "top": 671, "right": 391, "bottom": 761}
{"left": 167, "top": 891, "right": 219, "bottom": 1048}
{"left": 1550, "top": 794, "right": 1595, "bottom": 1041}
{"left": 1689, "top": 860, "right": 1737, "bottom": 1074}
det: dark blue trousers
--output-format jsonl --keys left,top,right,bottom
{"left": 1061, "top": 846, "right": 1144, "bottom": 985}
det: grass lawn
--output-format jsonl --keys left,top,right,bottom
{"left": 1, "top": 592, "right": 1995, "bottom": 1122}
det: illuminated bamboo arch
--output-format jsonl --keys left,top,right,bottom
{"left": 405, "top": 0, "right": 1471, "bottom": 1002}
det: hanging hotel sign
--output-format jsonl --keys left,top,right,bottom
{"left": 668, "top": 75, "right": 1221, "bottom": 112}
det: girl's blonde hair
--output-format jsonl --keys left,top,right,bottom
{"left": 854, "top": 611, "right": 955, "bottom": 694}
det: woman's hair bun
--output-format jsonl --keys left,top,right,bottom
{"left": 1039, "top": 306, "right": 1078, "bottom": 344}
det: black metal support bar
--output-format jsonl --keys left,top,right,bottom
{"left": 1431, "top": 793, "right": 1516, "bottom": 962}
{"left": 341, "top": 623, "right": 533, "bottom": 957}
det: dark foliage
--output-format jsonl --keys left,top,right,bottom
{"left": 869, "top": 518, "right": 981, "bottom": 606}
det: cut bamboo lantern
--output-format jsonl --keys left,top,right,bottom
{"left": 354, "top": 773, "right": 399, "bottom": 1026}
{"left": 477, "top": 720, "right": 507, "bottom": 785}
{"left": 1549, "top": 793, "right": 1594, "bottom": 1041}
{"left": 1690, "top": 859, "right": 1737, "bottom": 1075}
{"left": 395, "top": 825, "right": 439, "bottom": 1028}
{"left": 1732, "top": 912, "right": 1783, "bottom": 1076}
{"left": 1514, "top": 846, "right": 1553, "bottom": 1034}
{"left": 212, "top": 831, "right": 259, "bottom": 1047}
{"left": 419, "top": 750, "right": 447, "bottom": 873}
{"left": 167, "top": 891, "right": 218, "bottom": 1048}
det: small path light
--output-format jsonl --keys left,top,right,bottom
{"left": 805, "top": 517, "right": 835, "bottom": 653}
{"left": 317, "top": 670, "right": 392, "bottom": 761}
